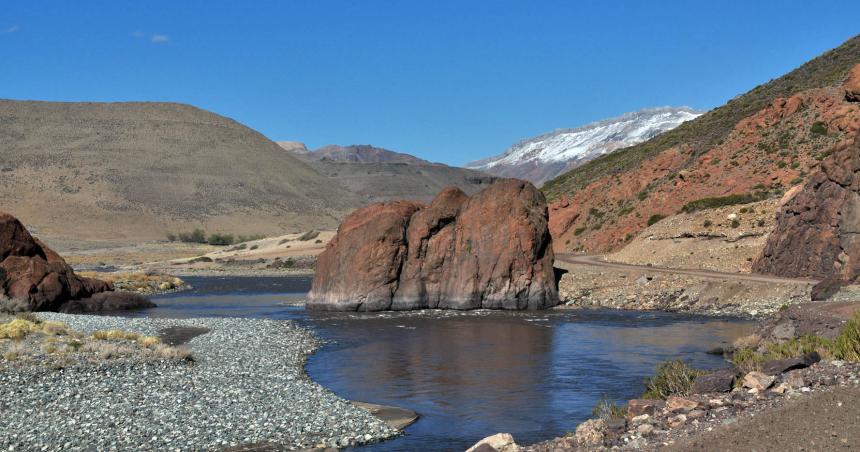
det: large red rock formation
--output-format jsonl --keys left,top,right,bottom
{"left": 308, "top": 180, "right": 559, "bottom": 311}
{"left": 845, "top": 64, "right": 860, "bottom": 102}
{"left": 0, "top": 212, "right": 113, "bottom": 311}
{"left": 753, "top": 133, "right": 860, "bottom": 282}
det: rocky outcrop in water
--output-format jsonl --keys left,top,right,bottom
{"left": 0, "top": 211, "right": 114, "bottom": 311}
{"left": 307, "top": 180, "right": 558, "bottom": 311}
{"left": 753, "top": 132, "right": 860, "bottom": 283}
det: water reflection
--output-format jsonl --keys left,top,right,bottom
{"left": 146, "top": 276, "right": 755, "bottom": 451}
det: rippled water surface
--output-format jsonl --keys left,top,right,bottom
{"left": 145, "top": 276, "right": 755, "bottom": 451}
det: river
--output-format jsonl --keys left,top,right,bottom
{"left": 138, "top": 276, "right": 754, "bottom": 451}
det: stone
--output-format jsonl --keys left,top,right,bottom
{"left": 743, "top": 371, "right": 776, "bottom": 391}
{"left": 0, "top": 211, "right": 113, "bottom": 311}
{"left": 466, "top": 433, "right": 519, "bottom": 452}
{"left": 761, "top": 351, "right": 821, "bottom": 375}
{"left": 630, "top": 414, "right": 650, "bottom": 423}
{"left": 626, "top": 399, "right": 665, "bottom": 419}
{"left": 308, "top": 180, "right": 558, "bottom": 311}
{"left": 574, "top": 419, "right": 605, "bottom": 446}
{"left": 692, "top": 368, "right": 737, "bottom": 394}
{"left": 771, "top": 383, "right": 788, "bottom": 394}
{"left": 687, "top": 409, "right": 705, "bottom": 420}
{"left": 667, "top": 414, "right": 687, "bottom": 429}
{"left": 636, "top": 424, "right": 654, "bottom": 435}
{"left": 783, "top": 371, "right": 807, "bottom": 389}
{"left": 845, "top": 63, "right": 860, "bottom": 102}
{"left": 665, "top": 396, "right": 699, "bottom": 413}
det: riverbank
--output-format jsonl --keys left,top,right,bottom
{"left": 0, "top": 314, "right": 397, "bottom": 450}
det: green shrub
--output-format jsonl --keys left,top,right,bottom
{"left": 810, "top": 121, "right": 828, "bottom": 136}
{"left": 591, "top": 395, "right": 627, "bottom": 421}
{"left": 237, "top": 234, "right": 266, "bottom": 243}
{"left": 637, "top": 191, "right": 648, "bottom": 201}
{"left": 833, "top": 312, "right": 860, "bottom": 361}
{"left": 298, "top": 230, "right": 320, "bottom": 241}
{"left": 680, "top": 192, "right": 768, "bottom": 214}
{"left": 207, "top": 233, "right": 235, "bottom": 246}
{"left": 731, "top": 219, "right": 741, "bottom": 228}
{"left": 641, "top": 360, "right": 705, "bottom": 400}
{"left": 177, "top": 229, "right": 207, "bottom": 243}
{"left": 166, "top": 233, "right": 177, "bottom": 242}
{"left": 703, "top": 220, "right": 713, "bottom": 228}
{"left": 647, "top": 214, "right": 667, "bottom": 226}
{"left": 574, "top": 226, "right": 587, "bottom": 236}
{"left": 731, "top": 348, "right": 765, "bottom": 373}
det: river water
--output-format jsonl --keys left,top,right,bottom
{"left": 140, "top": 276, "right": 754, "bottom": 451}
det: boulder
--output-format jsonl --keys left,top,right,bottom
{"left": 753, "top": 132, "right": 860, "bottom": 283}
{"left": 465, "top": 433, "right": 519, "bottom": 452}
{"left": 0, "top": 212, "right": 113, "bottom": 311}
{"left": 626, "top": 399, "right": 664, "bottom": 419}
{"left": 846, "top": 63, "right": 860, "bottom": 102}
{"left": 57, "top": 292, "right": 155, "bottom": 314}
{"left": 761, "top": 351, "right": 821, "bottom": 376}
{"left": 665, "top": 396, "right": 699, "bottom": 412}
{"left": 692, "top": 368, "right": 737, "bottom": 394}
{"left": 574, "top": 419, "right": 605, "bottom": 446}
{"left": 308, "top": 180, "right": 559, "bottom": 311}
{"left": 743, "top": 371, "right": 776, "bottom": 391}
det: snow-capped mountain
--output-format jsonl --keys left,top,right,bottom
{"left": 467, "top": 107, "right": 702, "bottom": 185}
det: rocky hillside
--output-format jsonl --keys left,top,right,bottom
{"left": 753, "top": 120, "right": 860, "bottom": 282}
{"left": 304, "top": 144, "right": 432, "bottom": 164}
{"left": 544, "top": 34, "right": 860, "bottom": 253}
{"left": 0, "top": 100, "right": 358, "bottom": 244}
{"left": 468, "top": 108, "right": 700, "bottom": 185}
{"left": 286, "top": 143, "right": 498, "bottom": 203}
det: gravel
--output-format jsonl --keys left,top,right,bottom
{"left": 0, "top": 314, "right": 398, "bottom": 450}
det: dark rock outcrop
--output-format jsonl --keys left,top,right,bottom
{"left": 57, "top": 292, "right": 155, "bottom": 314}
{"left": 307, "top": 180, "right": 559, "bottom": 311}
{"left": 753, "top": 132, "right": 860, "bottom": 282}
{"left": 692, "top": 368, "right": 738, "bottom": 394}
{"left": 761, "top": 352, "right": 821, "bottom": 376}
{"left": 0, "top": 211, "right": 113, "bottom": 311}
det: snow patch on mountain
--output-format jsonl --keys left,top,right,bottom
{"left": 467, "top": 107, "right": 702, "bottom": 184}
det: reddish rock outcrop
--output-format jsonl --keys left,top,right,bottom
{"left": 753, "top": 133, "right": 860, "bottom": 282}
{"left": 845, "top": 64, "right": 860, "bottom": 102}
{"left": 308, "top": 180, "right": 558, "bottom": 311}
{"left": 0, "top": 212, "right": 113, "bottom": 311}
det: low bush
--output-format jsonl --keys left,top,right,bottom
{"left": 298, "top": 230, "right": 320, "bottom": 241}
{"left": 832, "top": 312, "right": 860, "bottom": 361}
{"left": 641, "top": 360, "right": 705, "bottom": 400}
{"left": 810, "top": 121, "right": 828, "bottom": 137}
{"left": 591, "top": 395, "right": 627, "bottom": 421}
{"left": 176, "top": 229, "right": 207, "bottom": 244}
{"left": 207, "top": 233, "right": 234, "bottom": 246}
{"left": 680, "top": 192, "right": 768, "bottom": 214}
{"left": 647, "top": 214, "right": 666, "bottom": 226}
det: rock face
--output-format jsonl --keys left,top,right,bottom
{"left": 753, "top": 132, "right": 860, "bottom": 281}
{"left": 0, "top": 212, "right": 113, "bottom": 311}
{"left": 307, "top": 180, "right": 559, "bottom": 311}
{"left": 846, "top": 64, "right": 860, "bottom": 102}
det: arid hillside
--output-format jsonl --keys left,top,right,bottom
{"left": 544, "top": 34, "right": 860, "bottom": 253}
{"left": 0, "top": 100, "right": 359, "bottom": 245}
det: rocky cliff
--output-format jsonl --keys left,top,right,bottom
{"left": 753, "top": 131, "right": 860, "bottom": 282}
{"left": 307, "top": 180, "right": 558, "bottom": 311}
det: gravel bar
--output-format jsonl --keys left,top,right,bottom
{"left": 0, "top": 314, "right": 398, "bottom": 451}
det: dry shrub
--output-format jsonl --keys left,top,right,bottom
{"left": 137, "top": 336, "right": 161, "bottom": 348}
{"left": 153, "top": 344, "right": 193, "bottom": 361}
{"left": 733, "top": 333, "right": 761, "bottom": 350}
{"left": 2, "top": 342, "right": 26, "bottom": 361}
{"left": 833, "top": 312, "right": 860, "bottom": 361}
{"left": 41, "top": 321, "right": 69, "bottom": 336}
{"left": 0, "top": 296, "right": 30, "bottom": 314}
{"left": 92, "top": 330, "right": 140, "bottom": 341}
{"left": 0, "top": 319, "right": 38, "bottom": 340}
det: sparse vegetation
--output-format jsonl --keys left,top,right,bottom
{"left": 168, "top": 230, "right": 266, "bottom": 246}
{"left": 574, "top": 226, "right": 587, "bottom": 236}
{"left": 207, "top": 233, "right": 235, "bottom": 246}
{"left": 647, "top": 214, "right": 667, "bottom": 226}
{"left": 703, "top": 220, "right": 713, "bottom": 228}
{"left": 680, "top": 192, "right": 769, "bottom": 214}
{"left": 731, "top": 219, "right": 741, "bottom": 228}
{"left": 591, "top": 395, "right": 627, "bottom": 421}
{"left": 810, "top": 121, "right": 829, "bottom": 137}
{"left": 298, "top": 230, "right": 320, "bottom": 241}
{"left": 641, "top": 360, "right": 706, "bottom": 400}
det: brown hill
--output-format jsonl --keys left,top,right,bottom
{"left": 307, "top": 144, "right": 431, "bottom": 164}
{"left": 0, "top": 100, "right": 359, "bottom": 245}
{"left": 544, "top": 34, "right": 860, "bottom": 253}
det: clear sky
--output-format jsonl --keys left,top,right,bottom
{"left": 2, "top": 1, "right": 859, "bottom": 166}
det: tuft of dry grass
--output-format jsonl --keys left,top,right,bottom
{"left": 2, "top": 342, "right": 25, "bottom": 361}
{"left": 152, "top": 344, "right": 193, "bottom": 361}
{"left": 92, "top": 330, "right": 140, "bottom": 341}
{"left": 642, "top": 360, "right": 706, "bottom": 400}
{"left": 0, "top": 319, "right": 39, "bottom": 340}
{"left": 137, "top": 336, "right": 161, "bottom": 348}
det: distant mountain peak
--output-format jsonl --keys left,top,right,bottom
{"left": 467, "top": 107, "right": 702, "bottom": 185}
{"left": 308, "top": 144, "right": 432, "bottom": 165}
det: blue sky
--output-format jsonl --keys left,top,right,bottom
{"left": 2, "top": 1, "right": 859, "bottom": 166}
